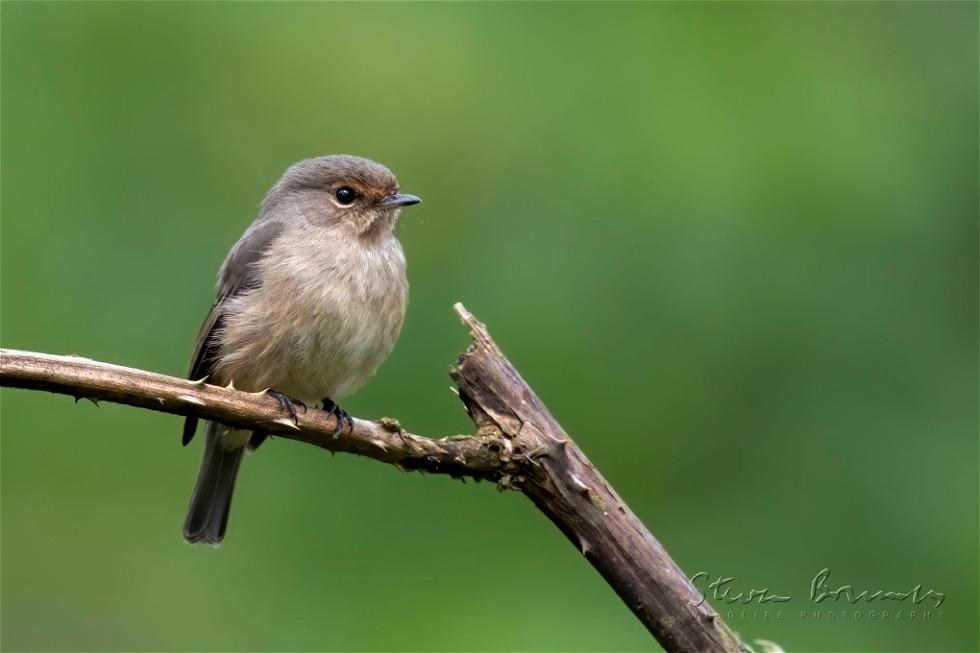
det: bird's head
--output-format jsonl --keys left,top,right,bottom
{"left": 267, "top": 155, "right": 421, "bottom": 241}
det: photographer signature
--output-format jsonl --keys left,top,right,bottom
{"left": 689, "top": 568, "right": 945, "bottom": 608}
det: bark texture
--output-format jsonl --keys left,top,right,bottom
{"left": 0, "top": 303, "right": 745, "bottom": 653}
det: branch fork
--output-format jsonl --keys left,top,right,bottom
{"left": 0, "top": 303, "right": 746, "bottom": 653}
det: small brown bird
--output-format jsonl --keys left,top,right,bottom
{"left": 182, "top": 155, "right": 420, "bottom": 545}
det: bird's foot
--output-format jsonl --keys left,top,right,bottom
{"left": 321, "top": 397, "right": 353, "bottom": 439}
{"left": 267, "top": 390, "right": 307, "bottom": 426}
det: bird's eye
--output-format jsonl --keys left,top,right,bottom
{"left": 334, "top": 187, "right": 357, "bottom": 206}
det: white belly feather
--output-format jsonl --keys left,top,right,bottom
{"left": 214, "top": 231, "right": 408, "bottom": 403}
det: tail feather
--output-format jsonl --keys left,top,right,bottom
{"left": 183, "top": 423, "right": 246, "bottom": 546}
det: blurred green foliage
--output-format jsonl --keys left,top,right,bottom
{"left": 1, "top": 2, "right": 976, "bottom": 651}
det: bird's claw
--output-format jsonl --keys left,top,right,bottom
{"left": 268, "top": 390, "right": 306, "bottom": 426}
{"left": 321, "top": 397, "right": 353, "bottom": 439}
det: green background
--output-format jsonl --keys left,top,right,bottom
{"left": 1, "top": 2, "right": 976, "bottom": 651}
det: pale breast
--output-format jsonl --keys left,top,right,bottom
{"left": 215, "top": 231, "right": 408, "bottom": 402}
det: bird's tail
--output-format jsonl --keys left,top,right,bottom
{"left": 183, "top": 422, "right": 246, "bottom": 546}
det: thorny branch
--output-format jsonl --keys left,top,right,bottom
{"left": 0, "top": 303, "right": 748, "bottom": 653}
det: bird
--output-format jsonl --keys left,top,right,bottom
{"left": 181, "top": 155, "right": 420, "bottom": 546}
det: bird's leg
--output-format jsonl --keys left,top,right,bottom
{"left": 267, "top": 390, "right": 306, "bottom": 426}
{"left": 321, "top": 397, "right": 353, "bottom": 439}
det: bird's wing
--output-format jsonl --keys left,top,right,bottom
{"left": 182, "top": 220, "right": 284, "bottom": 445}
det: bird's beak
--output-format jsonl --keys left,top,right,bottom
{"left": 379, "top": 193, "right": 421, "bottom": 209}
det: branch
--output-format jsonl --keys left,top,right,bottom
{"left": 0, "top": 303, "right": 746, "bottom": 653}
